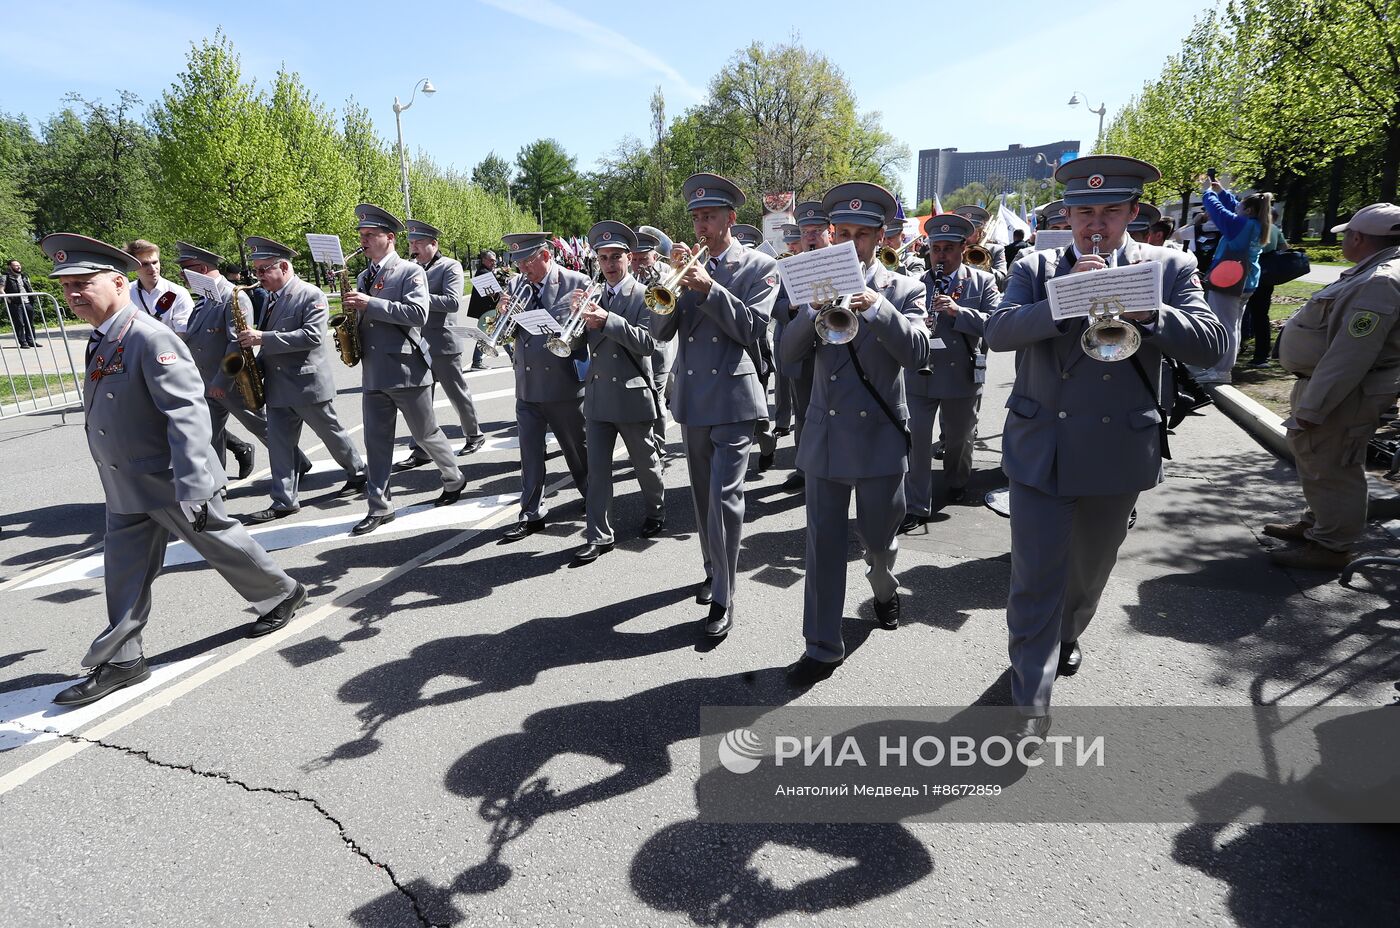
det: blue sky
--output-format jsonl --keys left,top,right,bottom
{"left": 0, "top": 0, "right": 1215, "bottom": 205}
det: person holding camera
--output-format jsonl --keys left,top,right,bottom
{"left": 1189, "top": 173, "right": 1273, "bottom": 385}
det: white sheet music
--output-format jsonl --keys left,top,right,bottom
{"left": 471, "top": 272, "right": 502, "bottom": 296}
{"left": 776, "top": 240, "right": 865, "bottom": 306}
{"left": 305, "top": 233, "right": 347, "bottom": 266}
{"left": 1033, "top": 230, "right": 1076, "bottom": 251}
{"left": 511, "top": 309, "right": 563, "bottom": 336}
{"left": 1046, "top": 261, "right": 1162, "bottom": 321}
{"left": 182, "top": 268, "right": 220, "bottom": 300}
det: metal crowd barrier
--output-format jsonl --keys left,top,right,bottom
{"left": 2, "top": 291, "right": 83, "bottom": 422}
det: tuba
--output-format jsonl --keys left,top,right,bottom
{"left": 221, "top": 285, "right": 266, "bottom": 410}
{"left": 327, "top": 246, "right": 365, "bottom": 367}
{"left": 645, "top": 238, "right": 709, "bottom": 315}
{"left": 1079, "top": 233, "right": 1141, "bottom": 362}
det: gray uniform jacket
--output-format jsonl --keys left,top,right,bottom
{"left": 986, "top": 240, "right": 1227, "bottom": 497}
{"left": 513, "top": 263, "right": 593, "bottom": 404}
{"left": 85, "top": 305, "right": 224, "bottom": 513}
{"left": 184, "top": 278, "right": 255, "bottom": 403}
{"left": 781, "top": 265, "right": 930, "bottom": 479}
{"left": 356, "top": 251, "right": 433, "bottom": 393}
{"left": 911, "top": 265, "right": 998, "bottom": 400}
{"left": 422, "top": 253, "right": 466, "bottom": 359}
{"left": 584, "top": 274, "right": 659, "bottom": 423}
{"left": 772, "top": 288, "right": 806, "bottom": 380}
{"left": 257, "top": 275, "right": 337, "bottom": 408}
{"left": 650, "top": 240, "right": 778, "bottom": 426}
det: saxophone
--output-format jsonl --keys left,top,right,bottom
{"left": 221, "top": 285, "right": 266, "bottom": 410}
{"left": 327, "top": 246, "right": 365, "bottom": 367}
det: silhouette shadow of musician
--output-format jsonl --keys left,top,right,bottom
{"left": 1, "top": 501, "right": 105, "bottom": 569}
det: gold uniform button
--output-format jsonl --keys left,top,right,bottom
{"left": 830, "top": 375, "right": 837, "bottom": 381}
{"left": 711, "top": 336, "right": 718, "bottom": 342}
{"left": 687, "top": 369, "right": 693, "bottom": 375}
{"left": 859, "top": 410, "right": 868, "bottom": 417}
{"left": 688, "top": 336, "right": 695, "bottom": 342}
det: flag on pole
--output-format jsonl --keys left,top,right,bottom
{"left": 998, "top": 201, "right": 1031, "bottom": 243}
{"left": 932, "top": 192, "right": 944, "bottom": 215}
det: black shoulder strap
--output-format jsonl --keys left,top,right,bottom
{"left": 1127, "top": 353, "right": 1172, "bottom": 461}
{"left": 845, "top": 343, "right": 912, "bottom": 453}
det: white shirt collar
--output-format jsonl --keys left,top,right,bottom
{"left": 96, "top": 310, "right": 125, "bottom": 336}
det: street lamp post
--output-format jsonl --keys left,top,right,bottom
{"left": 393, "top": 78, "right": 437, "bottom": 219}
{"left": 1067, "top": 91, "right": 1107, "bottom": 146}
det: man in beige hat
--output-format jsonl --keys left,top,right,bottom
{"left": 1266, "top": 203, "right": 1400, "bottom": 571}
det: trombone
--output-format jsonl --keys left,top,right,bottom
{"left": 1079, "top": 233, "right": 1142, "bottom": 362}
{"left": 645, "top": 238, "right": 709, "bottom": 315}
{"left": 547, "top": 274, "right": 604, "bottom": 357}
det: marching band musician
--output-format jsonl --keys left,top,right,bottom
{"left": 954, "top": 205, "right": 1009, "bottom": 289}
{"left": 237, "top": 236, "right": 366, "bottom": 523}
{"left": 731, "top": 222, "right": 780, "bottom": 472}
{"left": 882, "top": 221, "right": 926, "bottom": 277}
{"left": 44, "top": 234, "right": 306, "bottom": 707}
{"left": 731, "top": 224, "right": 764, "bottom": 248}
{"left": 986, "top": 155, "right": 1226, "bottom": 740}
{"left": 779, "top": 182, "right": 930, "bottom": 687}
{"left": 498, "top": 232, "right": 592, "bottom": 541}
{"left": 773, "top": 201, "right": 833, "bottom": 493}
{"left": 633, "top": 228, "right": 675, "bottom": 459}
{"left": 344, "top": 203, "right": 467, "bottom": 536}
{"left": 772, "top": 223, "right": 804, "bottom": 442}
{"left": 393, "top": 219, "right": 487, "bottom": 471}
{"left": 651, "top": 173, "right": 778, "bottom": 639}
{"left": 1127, "top": 203, "right": 1162, "bottom": 243}
{"left": 176, "top": 241, "right": 310, "bottom": 483}
{"left": 572, "top": 221, "right": 666, "bottom": 564}
{"left": 1040, "top": 200, "right": 1071, "bottom": 232}
{"left": 902, "top": 213, "right": 999, "bottom": 532}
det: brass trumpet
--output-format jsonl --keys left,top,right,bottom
{"left": 645, "top": 238, "right": 709, "bottom": 315}
{"left": 547, "top": 274, "right": 604, "bottom": 357}
{"left": 1079, "top": 233, "right": 1141, "bottom": 362}
{"left": 478, "top": 281, "right": 528, "bottom": 358}
{"left": 878, "top": 240, "right": 912, "bottom": 270}
{"left": 814, "top": 292, "right": 859, "bottom": 345}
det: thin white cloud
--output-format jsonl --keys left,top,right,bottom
{"left": 477, "top": 0, "right": 706, "bottom": 103}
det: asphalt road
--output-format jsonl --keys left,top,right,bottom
{"left": 1, "top": 329, "right": 1397, "bottom": 928}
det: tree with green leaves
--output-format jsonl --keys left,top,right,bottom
{"left": 471, "top": 152, "right": 513, "bottom": 200}
{"left": 512, "top": 139, "right": 591, "bottom": 236}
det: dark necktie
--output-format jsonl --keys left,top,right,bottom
{"left": 362, "top": 264, "right": 379, "bottom": 294}
{"left": 265, "top": 293, "right": 277, "bottom": 320}
{"left": 86, "top": 331, "right": 102, "bottom": 367}
{"left": 602, "top": 287, "right": 614, "bottom": 310}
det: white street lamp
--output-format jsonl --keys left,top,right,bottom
{"left": 393, "top": 78, "right": 436, "bottom": 219}
{"left": 1068, "top": 91, "right": 1107, "bottom": 145}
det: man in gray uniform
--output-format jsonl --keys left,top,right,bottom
{"left": 498, "top": 232, "right": 592, "bottom": 540}
{"left": 573, "top": 221, "right": 666, "bottom": 564}
{"left": 177, "top": 242, "right": 310, "bottom": 482}
{"left": 1039, "top": 200, "right": 1071, "bottom": 232}
{"left": 780, "top": 183, "right": 931, "bottom": 687}
{"left": 345, "top": 203, "right": 467, "bottom": 536}
{"left": 393, "top": 219, "right": 486, "bottom": 470}
{"left": 774, "top": 201, "right": 833, "bottom": 493}
{"left": 44, "top": 234, "right": 306, "bottom": 707}
{"left": 985, "top": 155, "right": 1226, "bottom": 739}
{"left": 732, "top": 222, "right": 780, "bottom": 472}
{"left": 902, "top": 213, "right": 999, "bottom": 531}
{"left": 772, "top": 223, "right": 804, "bottom": 439}
{"left": 954, "top": 205, "right": 1009, "bottom": 289}
{"left": 731, "top": 224, "right": 764, "bottom": 248}
{"left": 237, "top": 236, "right": 366, "bottom": 523}
{"left": 1127, "top": 203, "right": 1162, "bottom": 243}
{"left": 633, "top": 227, "right": 675, "bottom": 459}
{"left": 651, "top": 173, "right": 778, "bottom": 638}
{"left": 882, "top": 220, "right": 927, "bottom": 277}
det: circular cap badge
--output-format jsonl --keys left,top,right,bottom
{"left": 54, "top": 250, "right": 66, "bottom": 262}
{"left": 940, "top": 224, "right": 950, "bottom": 232}
{"left": 1087, "top": 174, "right": 1105, "bottom": 189}
{"left": 601, "top": 231, "right": 611, "bottom": 241}
{"left": 849, "top": 199, "right": 862, "bottom": 211}
{"left": 693, "top": 187, "right": 706, "bottom": 199}
{"left": 1058, "top": 207, "right": 1069, "bottom": 216}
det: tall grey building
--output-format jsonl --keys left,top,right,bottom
{"left": 917, "top": 141, "right": 1081, "bottom": 205}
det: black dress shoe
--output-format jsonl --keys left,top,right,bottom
{"left": 695, "top": 578, "right": 714, "bottom": 605}
{"left": 758, "top": 451, "right": 775, "bottom": 473}
{"left": 352, "top": 512, "right": 396, "bottom": 536}
{"left": 502, "top": 519, "right": 545, "bottom": 541}
{"left": 774, "top": 426, "right": 792, "bottom": 438}
{"left": 785, "top": 655, "right": 842, "bottom": 688}
{"left": 248, "top": 582, "right": 308, "bottom": 637}
{"left": 1057, "top": 640, "right": 1082, "bottom": 677}
{"left": 296, "top": 458, "right": 313, "bottom": 479}
{"left": 932, "top": 442, "right": 945, "bottom": 461}
{"left": 336, "top": 475, "right": 368, "bottom": 498}
{"left": 573, "top": 541, "right": 613, "bottom": 564}
{"left": 898, "top": 514, "right": 927, "bottom": 535}
{"left": 458, "top": 435, "right": 487, "bottom": 456}
{"left": 435, "top": 480, "right": 468, "bottom": 507}
{"left": 1006, "top": 714, "right": 1052, "bottom": 753}
{"left": 639, "top": 517, "right": 666, "bottom": 538}
{"left": 947, "top": 487, "right": 968, "bottom": 504}
{"left": 232, "top": 443, "right": 256, "bottom": 480}
{"left": 54, "top": 657, "right": 151, "bottom": 707}
{"left": 874, "top": 593, "right": 901, "bottom": 629}
{"left": 782, "top": 471, "right": 805, "bottom": 492}
{"left": 392, "top": 454, "right": 432, "bottom": 473}
{"left": 246, "top": 506, "right": 298, "bottom": 524}
{"left": 703, "top": 602, "right": 733, "bottom": 638}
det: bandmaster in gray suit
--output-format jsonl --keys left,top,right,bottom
{"left": 985, "top": 155, "right": 1227, "bottom": 740}
{"left": 43, "top": 234, "right": 306, "bottom": 707}
{"left": 393, "top": 219, "right": 486, "bottom": 470}
{"left": 902, "top": 212, "right": 999, "bottom": 530}
{"left": 238, "top": 236, "right": 366, "bottom": 522}
{"left": 345, "top": 203, "right": 467, "bottom": 536}
{"left": 498, "top": 232, "right": 592, "bottom": 540}
{"left": 955, "top": 205, "right": 1009, "bottom": 289}
{"left": 176, "top": 241, "right": 311, "bottom": 482}
{"left": 779, "top": 183, "right": 931, "bottom": 688}
{"left": 651, "top": 173, "right": 778, "bottom": 639}
{"left": 572, "top": 221, "right": 666, "bottom": 565}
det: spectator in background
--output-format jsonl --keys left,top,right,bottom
{"left": 4, "top": 259, "right": 38, "bottom": 348}
{"left": 1240, "top": 209, "right": 1287, "bottom": 368}
{"left": 1189, "top": 180, "right": 1273, "bottom": 385}
{"left": 1004, "top": 228, "right": 1033, "bottom": 265}
{"left": 125, "top": 240, "right": 195, "bottom": 334}
{"left": 466, "top": 249, "right": 501, "bottom": 370}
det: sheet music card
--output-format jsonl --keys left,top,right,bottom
{"left": 776, "top": 240, "right": 865, "bottom": 306}
{"left": 1033, "top": 230, "right": 1075, "bottom": 251}
{"left": 305, "top": 233, "right": 347, "bottom": 266}
{"left": 511, "top": 309, "right": 563, "bottom": 336}
{"left": 471, "top": 272, "right": 502, "bottom": 297}
{"left": 182, "top": 268, "right": 220, "bottom": 300}
{"left": 1045, "top": 261, "right": 1162, "bottom": 321}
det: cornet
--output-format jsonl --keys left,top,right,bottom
{"left": 1079, "top": 233, "right": 1142, "bottom": 362}
{"left": 814, "top": 292, "right": 859, "bottom": 345}
{"left": 547, "top": 275, "right": 604, "bottom": 357}
{"left": 645, "top": 238, "right": 709, "bottom": 315}
{"left": 478, "top": 279, "right": 529, "bottom": 358}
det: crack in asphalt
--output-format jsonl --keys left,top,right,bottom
{"left": 15, "top": 722, "right": 445, "bottom": 928}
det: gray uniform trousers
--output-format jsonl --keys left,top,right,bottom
{"left": 651, "top": 340, "right": 675, "bottom": 455}
{"left": 89, "top": 494, "right": 295, "bottom": 666}
{"left": 267, "top": 401, "right": 365, "bottom": 510}
{"left": 585, "top": 419, "right": 664, "bottom": 544}
{"left": 682, "top": 421, "right": 755, "bottom": 609}
{"left": 208, "top": 397, "right": 309, "bottom": 474}
{"left": 906, "top": 394, "right": 980, "bottom": 515}
{"left": 363, "top": 387, "right": 462, "bottom": 517}
{"left": 790, "top": 366, "right": 813, "bottom": 467}
{"left": 1006, "top": 481, "right": 1138, "bottom": 710}
{"left": 774, "top": 372, "right": 794, "bottom": 431}
{"left": 408, "top": 355, "right": 483, "bottom": 455}
{"left": 518, "top": 399, "right": 589, "bottom": 522}
{"left": 803, "top": 472, "right": 905, "bottom": 663}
